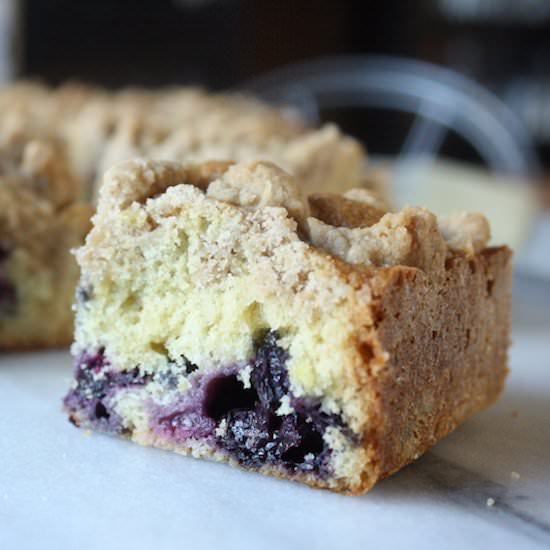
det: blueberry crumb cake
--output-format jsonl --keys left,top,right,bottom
{"left": 64, "top": 159, "right": 511, "bottom": 494}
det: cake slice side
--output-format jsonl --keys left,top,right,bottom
{"left": 353, "top": 247, "right": 511, "bottom": 485}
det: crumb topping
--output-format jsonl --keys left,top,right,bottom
{"left": 343, "top": 187, "right": 388, "bottom": 210}
{"left": 0, "top": 83, "right": 369, "bottom": 199}
{"left": 93, "top": 159, "right": 492, "bottom": 280}
{"left": 439, "top": 211, "right": 491, "bottom": 255}
{"left": 0, "top": 139, "right": 80, "bottom": 208}
{"left": 306, "top": 208, "right": 449, "bottom": 274}
{"left": 206, "top": 161, "right": 310, "bottom": 226}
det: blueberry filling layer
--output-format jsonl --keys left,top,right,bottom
{"left": 0, "top": 244, "right": 16, "bottom": 317}
{"left": 201, "top": 332, "right": 343, "bottom": 474}
{"left": 65, "top": 332, "right": 353, "bottom": 478}
{"left": 64, "top": 348, "right": 151, "bottom": 434}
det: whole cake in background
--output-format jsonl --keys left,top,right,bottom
{"left": 64, "top": 158, "right": 511, "bottom": 494}
{"left": 0, "top": 82, "right": 370, "bottom": 199}
{"left": 0, "top": 82, "right": 373, "bottom": 350}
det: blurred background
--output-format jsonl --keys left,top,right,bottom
{"left": 1, "top": 0, "right": 549, "bottom": 287}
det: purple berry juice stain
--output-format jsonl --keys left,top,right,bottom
{"left": 66, "top": 332, "right": 353, "bottom": 478}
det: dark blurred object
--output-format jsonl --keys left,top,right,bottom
{"left": 12, "top": 0, "right": 550, "bottom": 171}
{"left": 244, "top": 56, "right": 540, "bottom": 177}
{"left": 21, "top": 0, "right": 242, "bottom": 87}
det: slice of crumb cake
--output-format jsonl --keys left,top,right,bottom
{"left": 64, "top": 159, "right": 511, "bottom": 494}
{"left": 0, "top": 139, "right": 92, "bottom": 349}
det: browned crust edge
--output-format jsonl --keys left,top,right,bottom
{"left": 349, "top": 246, "right": 512, "bottom": 494}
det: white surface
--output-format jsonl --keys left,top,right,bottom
{"left": 1, "top": 299, "right": 550, "bottom": 550}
